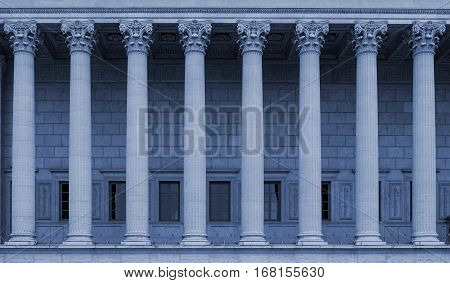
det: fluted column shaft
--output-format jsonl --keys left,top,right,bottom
{"left": 295, "top": 21, "right": 328, "bottom": 246}
{"left": 179, "top": 20, "right": 211, "bottom": 245}
{"left": 353, "top": 21, "right": 387, "bottom": 245}
{"left": 120, "top": 20, "right": 153, "bottom": 245}
{"left": 410, "top": 21, "right": 445, "bottom": 245}
{"left": 355, "top": 51, "right": 382, "bottom": 244}
{"left": 237, "top": 20, "right": 270, "bottom": 245}
{"left": 4, "top": 21, "right": 39, "bottom": 245}
{"left": 61, "top": 20, "right": 96, "bottom": 245}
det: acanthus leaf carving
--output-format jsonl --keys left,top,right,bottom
{"left": 3, "top": 20, "right": 40, "bottom": 55}
{"left": 352, "top": 21, "right": 387, "bottom": 54}
{"left": 119, "top": 19, "right": 153, "bottom": 55}
{"left": 236, "top": 20, "right": 271, "bottom": 54}
{"left": 178, "top": 20, "right": 212, "bottom": 54}
{"left": 61, "top": 20, "right": 96, "bottom": 54}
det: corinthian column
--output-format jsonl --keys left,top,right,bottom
{"left": 237, "top": 20, "right": 270, "bottom": 246}
{"left": 295, "top": 21, "right": 328, "bottom": 246}
{"left": 178, "top": 20, "right": 211, "bottom": 246}
{"left": 61, "top": 20, "right": 96, "bottom": 245}
{"left": 353, "top": 21, "right": 387, "bottom": 245}
{"left": 410, "top": 21, "right": 446, "bottom": 246}
{"left": 4, "top": 21, "right": 40, "bottom": 245}
{"left": 119, "top": 20, "right": 153, "bottom": 245}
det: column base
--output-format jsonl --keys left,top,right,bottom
{"left": 297, "top": 234, "right": 327, "bottom": 246}
{"left": 63, "top": 234, "right": 94, "bottom": 246}
{"left": 5, "top": 234, "right": 37, "bottom": 246}
{"left": 354, "top": 233, "right": 385, "bottom": 246}
{"left": 239, "top": 234, "right": 269, "bottom": 246}
{"left": 412, "top": 233, "right": 444, "bottom": 246}
{"left": 121, "top": 234, "right": 152, "bottom": 246}
{"left": 180, "top": 234, "right": 210, "bottom": 246}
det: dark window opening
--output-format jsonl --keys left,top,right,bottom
{"left": 110, "top": 182, "right": 126, "bottom": 221}
{"left": 60, "top": 182, "right": 69, "bottom": 221}
{"left": 322, "top": 181, "right": 331, "bottom": 220}
{"left": 209, "top": 181, "right": 231, "bottom": 222}
{"left": 379, "top": 181, "right": 382, "bottom": 222}
{"left": 264, "top": 181, "right": 281, "bottom": 221}
{"left": 410, "top": 181, "right": 413, "bottom": 222}
{"left": 159, "top": 181, "right": 180, "bottom": 222}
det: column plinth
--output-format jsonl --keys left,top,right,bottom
{"left": 61, "top": 20, "right": 96, "bottom": 245}
{"left": 119, "top": 20, "right": 153, "bottom": 246}
{"left": 410, "top": 21, "right": 446, "bottom": 246}
{"left": 4, "top": 21, "right": 40, "bottom": 246}
{"left": 295, "top": 21, "right": 329, "bottom": 246}
{"left": 178, "top": 20, "right": 211, "bottom": 246}
{"left": 236, "top": 20, "right": 270, "bottom": 246}
{"left": 353, "top": 21, "right": 387, "bottom": 246}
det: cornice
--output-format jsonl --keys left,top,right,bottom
{"left": 0, "top": 7, "right": 449, "bottom": 15}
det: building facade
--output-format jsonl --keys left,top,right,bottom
{"left": 0, "top": 0, "right": 449, "bottom": 262}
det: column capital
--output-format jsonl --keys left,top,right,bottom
{"left": 410, "top": 21, "right": 446, "bottom": 56}
{"left": 3, "top": 21, "right": 40, "bottom": 55}
{"left": 119, "top": 20, "right": 153, "bottom": 55}
{"left": 61, "top": 20, "right": 96, "bottom": 54}
{"left": 236, "top": 20, "right": 271, "bottom": 54}
{"left": 295, "top": 20, "right": 329, "bottom": 55}
{"left": 352, "top": 21, "right": 387, "bottom": 55}
{"left": 178, "top": 20, "right": 212, "bottom": 54}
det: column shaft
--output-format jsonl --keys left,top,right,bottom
{"left": 122, "top": 51, "right": 151, "bottom": 245}
{"left": 354, "top": 51, "right": 383, "bottom": 245}
{"left": 412, "top": 52, "right": 442, "bottom": 245}
{"left": 65, "top": 51, "right": 93, "bottom": 244}
{"left": 8, "top": 51, "right": 36, "bottom": 245}
{"left": 240, "top": 50, "right": 267, "bottom": 245}
{"left": 297, "top": 50, "right": 326, "bottom": 245}
{"left": 181, "top": 51, "right": 209, "bottom": 245}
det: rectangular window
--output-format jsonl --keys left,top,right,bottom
{"left": 264, "top": 181, "right": 281, "bottom": 221}
{"left": 410, "top": 181, "right": 413, "bottom": 222}
{"left": 378, "top": 181, "right": 382, "bottom": 222}
{"left": 322, "top": 181, "right": 331, "bottom": 220}
{"left": 209, "top": 181, "right": 231, "bottom": 222}
{"left": 60, "top": 182, "right": 69, "bottom": 221}
{"left": 110, "top": 182, "right": 126, "bottom": 221}
{"left": 159, "top": 181, "right": 180, "bottom": 222}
